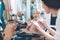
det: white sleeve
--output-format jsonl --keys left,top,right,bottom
{"left": 56, "top": 9, "right": 60, "bottom": 32}
{"left": 44, "top": 13, "right": 51, "bottom": 27}
{"left": 54, "top": 9, "right": 60, "bottom": 40}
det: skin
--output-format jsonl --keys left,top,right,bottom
{"left": 33, "top": 10, "right": 41, "bottom": 21}
{"left": 31, "top": 21, "right": 54, "bottom": 40}
{"left": 3, "top": 22, "right": 17, "bottom": 40}
{"left": 50, "top": 9, "right": 58, "bottom": 16}
{"left": 42, "top": 2, "right": 50, "bottom": 14}
{"left": 17, "top": 11, "right": 23, "bottom": 17}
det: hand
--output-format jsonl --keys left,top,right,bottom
{"left": 38, "top": 20, "right": 48, "bottom": 29}
{"left": 27, "top": 19, "right": 32, "bottom": 26}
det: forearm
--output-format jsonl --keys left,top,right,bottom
{"left": 36, "top": 25, "right": 54, "bottom": 40}
{"left": 26, "top": 24, "right": 32, "bottom": 30}
{"left": 45, "top": 24, "right": 56, "bottom": 36}
{"left": 39, "top": 21, "right": 56, "bottom": 36}
{"left": 32, "top": 22, "right": 54, "bottom": 40}
{"left": 26, "top": 26, "right": 29, "bottom": 29}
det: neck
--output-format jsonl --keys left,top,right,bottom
{"left": 34, "top": 17, "right": 40, "bottom": 21}
{"left": 50, "top": 9, "right": 58, "bottom": 16}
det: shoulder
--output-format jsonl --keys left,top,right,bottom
{"left": 57, "top": 9, "right": 60, "bottom": 19}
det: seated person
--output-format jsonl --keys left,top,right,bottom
{"left": 3, "top": 21, "right": 18, "bottom": 40}
{"left": 17, "top": 11, "right": 26, "bottom": 24}
{"left": 21, "top": 9, "right": 45, "bottom": 40}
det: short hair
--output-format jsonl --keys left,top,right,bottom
{"left": 32, "top": 9, "right": 41, "bottom": 14}
{"left": 42, "top": 0, "right": 60, "bottom": 10}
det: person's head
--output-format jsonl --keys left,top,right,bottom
{"left": 42, "top": 2, "right": 50, "bottom": 14}
{"left": 42, "top": 0, "right": 60, "bottom": 14}
{"left": 17, "top": 11, "right": 23, "bottom": 17}
{"left": 33, "top": 9, "right": 41, "bottom": 20}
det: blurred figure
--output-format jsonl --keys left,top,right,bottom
{"left": 17, "top": 11, "right": 26, "bottom": 24}
{"left": 3, "top": 21, "right": 17, "bottom": 40}
{"left": 30, "top": 1, "right": 35, "bottom": 19}
{"left": 0, "top": 0, "right": 6, "bottom": 40}
{"left": 0, "top": 0, "right": 6, "bottom": 30}
{"left": 22, "top": 9, "right": 45, "bottom": 40}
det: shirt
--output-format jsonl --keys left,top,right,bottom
{"left": 44, "top": 13, "right": 51, "bottom": 27}
{"left": 44, "top": 12, "right": 56, "bottom": 28}
{"left": 54, "top": 9, "right": 60, "bottom": 40}
{"left": 17, "top": 16, "right": 26, "bottom": 23}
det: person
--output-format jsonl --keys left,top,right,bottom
{"left": 3, "top": 21, "right": 17, "bottom": 40}
{"left": 22, "top": 9, "right": 45, "bottom": 40}
{"left": 43, "top": 5, "right": 57, "bottom": 31}
{"left": 30, "top": 1, "right": 35, "bottom": 19}
{"left": 9, "top": 0, "right": 26, "bottom": 23}
{"left": 31, "top": 0, "right": 60, "bottom": 40}
{"left": 0, "top": 0, "right": 6, "bottom": 40}
{"left": 17, "top": 11, "right": 26, "bottom": 24}
{"left": 43, "top": 2, "right": 56, "bottom": 35}
{"left": 0, "top": 0, "right": 6, "bottom": 30}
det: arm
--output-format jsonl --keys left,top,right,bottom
{"left": 38, "top": 19, "right": 56, "bottom": 36}
{"left": 32, "top": 21, "right": 54, "bottom": 40}
{"left": 26, "top": 19, "right": 32, "bottom": 30}
{"left": 41, "top": 21, "right": 56, "bottom": 36}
